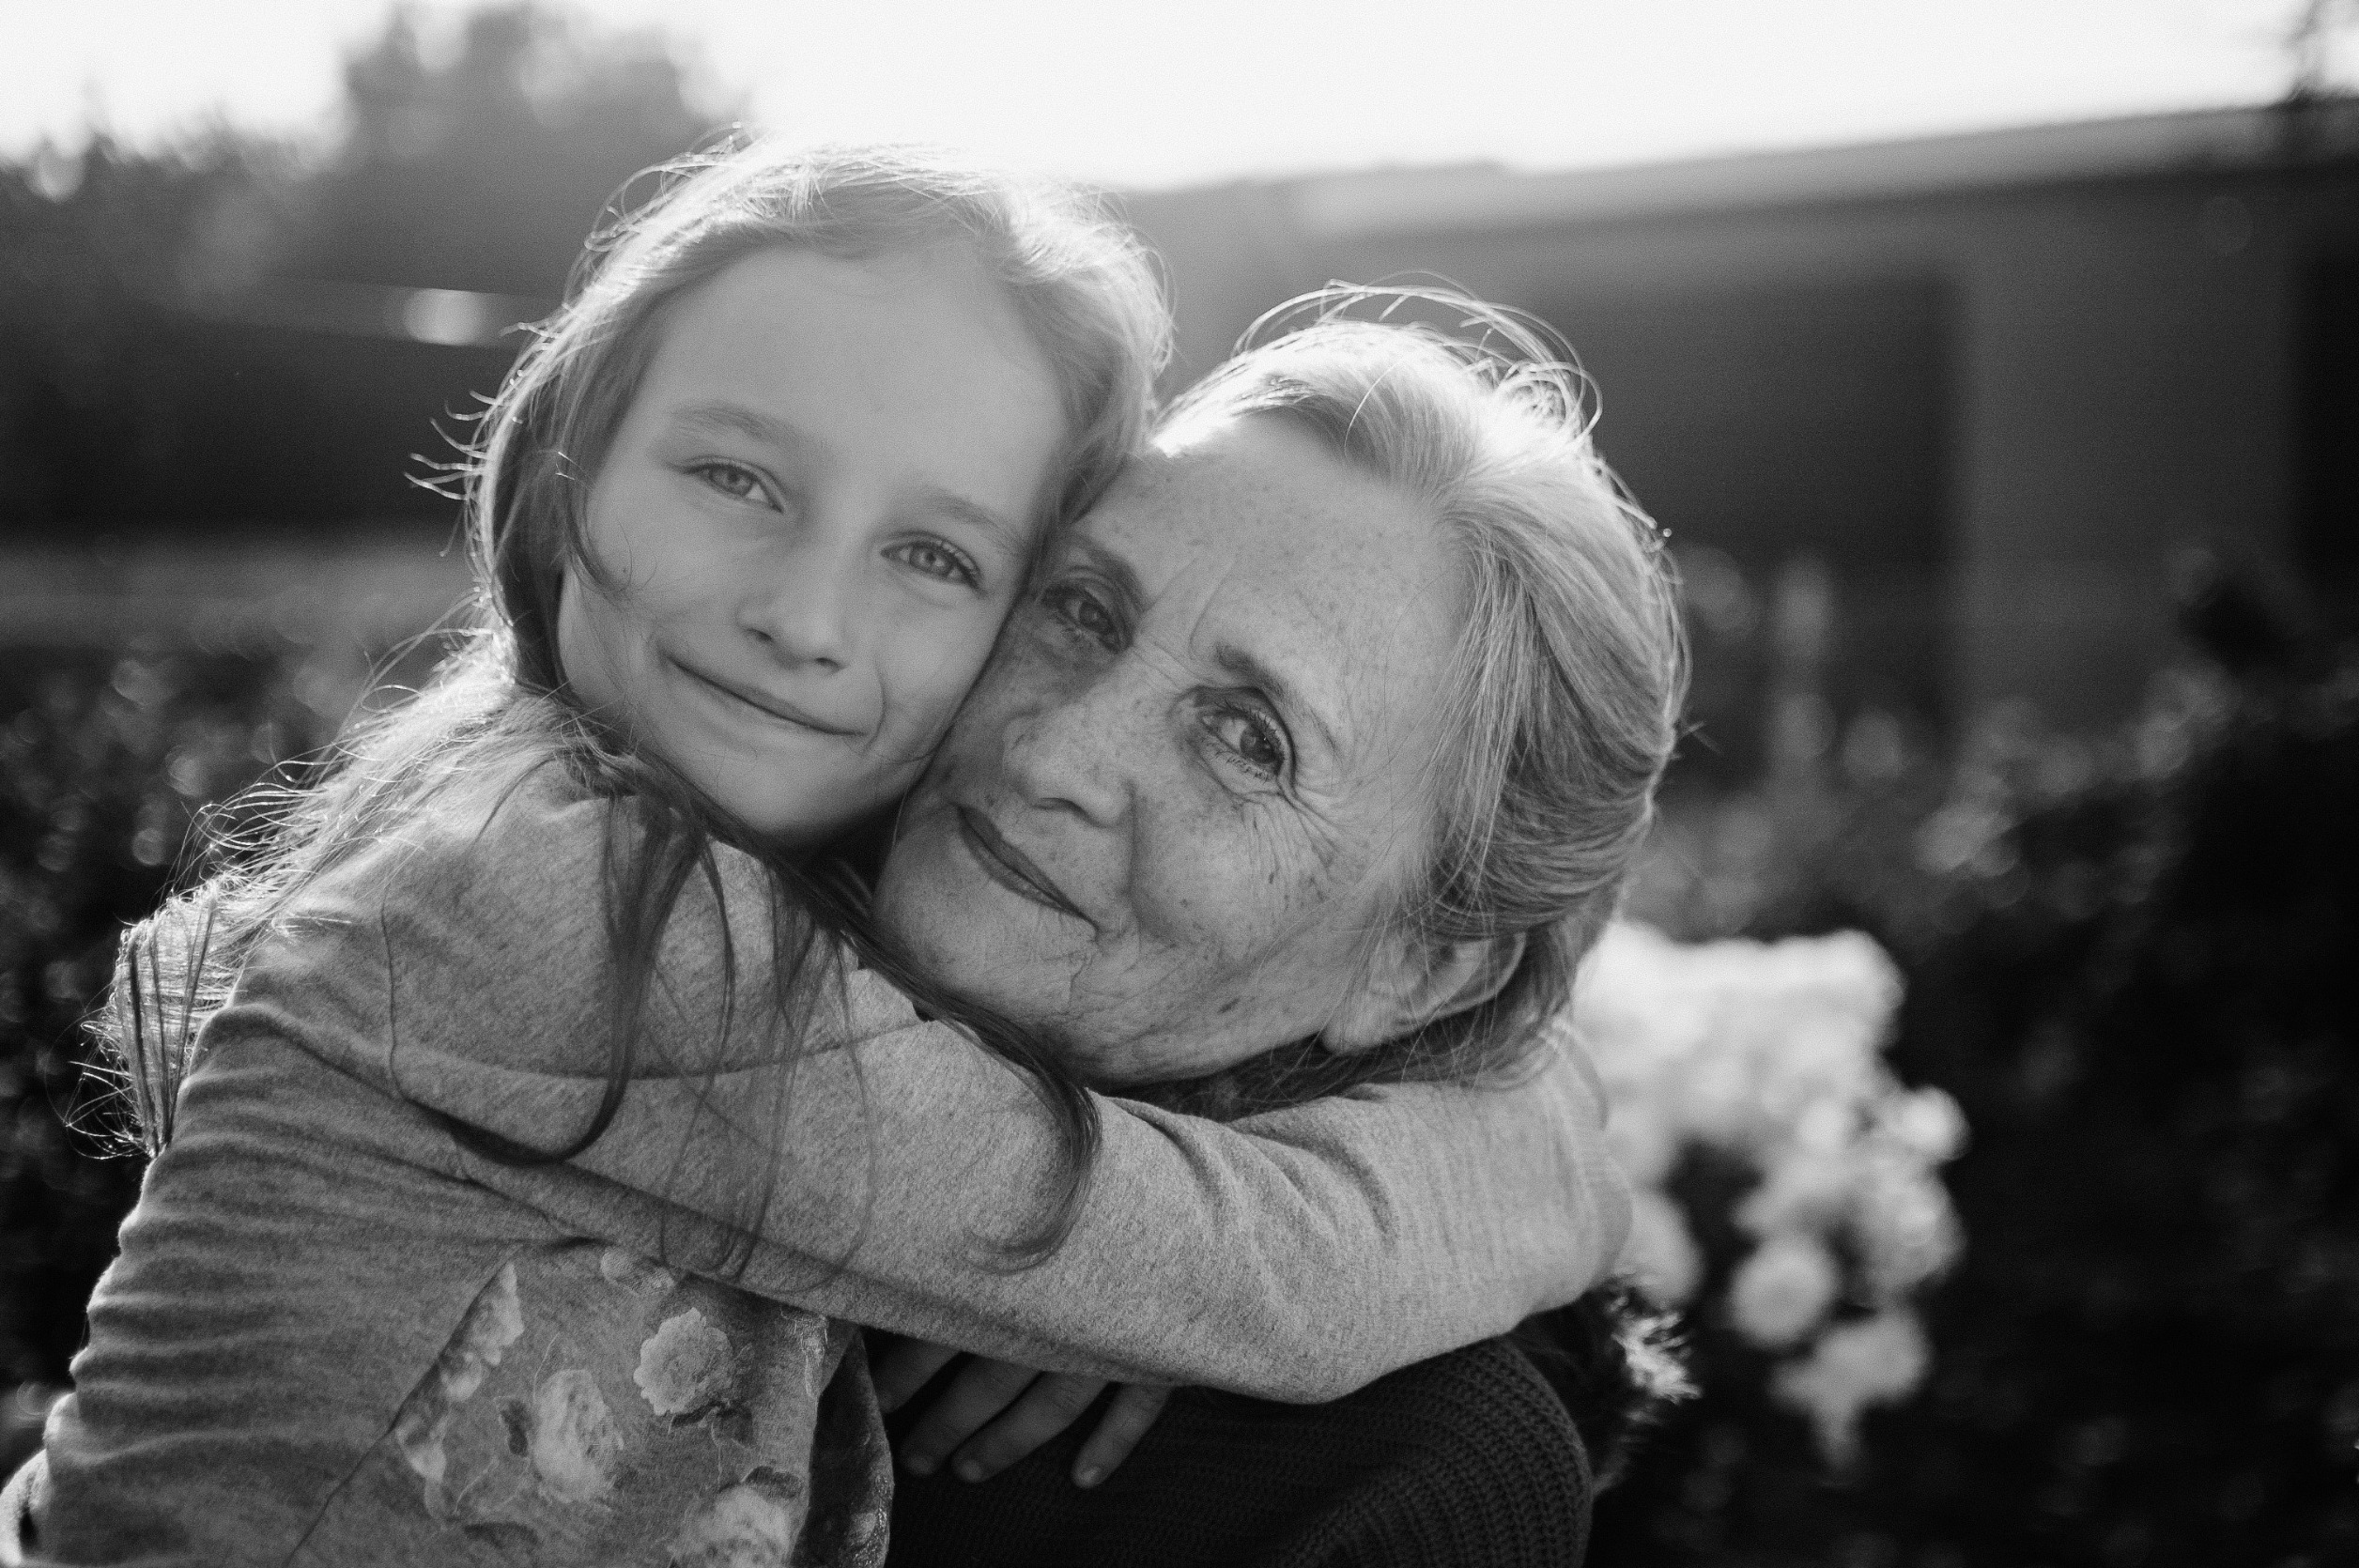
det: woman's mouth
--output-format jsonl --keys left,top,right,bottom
{"left": 675, "top": 661, "right": 858, "bottom": 737}
{"left": 955, "top": 807, "right": 1089, "bottom": 923}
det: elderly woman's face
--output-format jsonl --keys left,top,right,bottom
{"left": 873, "top": 415, "right": 1465, "bottom": 1084}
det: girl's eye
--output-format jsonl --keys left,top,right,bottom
{"left": 1204, "top": 702, "right": 1288, "bottom": 781}
{"left": 689, "top": 461, "right": 773, "bottom": 507}
{"left": 888, "top": 539, "right": 980, "bottom": 588}
{"left": 1043, "top": 582, "right": 1121, "bottom": 649}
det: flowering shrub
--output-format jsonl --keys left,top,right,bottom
{"left": 1573, "top": 923, "right": 1965, "bottom": 1465}
{"left": 1591, "top": 565, "right": 2358, "bottom": 1566}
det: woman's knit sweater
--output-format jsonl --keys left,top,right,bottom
{"left": 886, "top": 1336, "right": 1592, "bottom": 1568}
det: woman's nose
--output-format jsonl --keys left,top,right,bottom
{"left": 1002, "top": 665, "right": 1143, "bottom": 827}
{"left": 738, "top": 534, "right": 857, "bottom": 673}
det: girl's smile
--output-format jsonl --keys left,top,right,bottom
{"left": 670, "top": 653, "right": 862, "bottom": 739}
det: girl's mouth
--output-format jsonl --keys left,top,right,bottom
{"left": 674, "top": 660, "right": 859, "bottom": 737}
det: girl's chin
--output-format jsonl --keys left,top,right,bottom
{"left": 670, "top": 754, "right": 854, "bottom": 842}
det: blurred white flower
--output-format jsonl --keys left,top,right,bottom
{"left": 1729, "top": 1232, "right": 1842, "bottom": 1349}
{"left": 1876, "top": 1085, "right": 1968, "bottom": 1162}
{"left": 1770, "top": 1309, "right": 1931, "bottom": 1468}
{"left": 1736, "top": 1146, "right": 1855, "bottom": 1237}
{"left": 1852, "top": 1165, "right": 1965, "bottom": 1301}
{"left": 1571, "top": 921, "right": 1966, "bottom": 1464}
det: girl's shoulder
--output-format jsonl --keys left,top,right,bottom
{"left": 292, "top": 751, "right": 615, "bottom": 919}
{"left": 275, "top": 750, "right": 921, "bottom": 1059}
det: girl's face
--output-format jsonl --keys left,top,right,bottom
{"left": 558, "top": 245, "right": 1068, "bottom": 850}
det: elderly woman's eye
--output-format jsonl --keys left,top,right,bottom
{"left": 1043, "top": 582, "right": 1121, "bottom": 648}
{"left": 1205, "top": 703, "right": 1288, "bottom": 779}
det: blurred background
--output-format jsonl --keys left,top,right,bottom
{"left": 2, "top": 2, "right": 2355, "bottom": 1563}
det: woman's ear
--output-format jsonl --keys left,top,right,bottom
{"left": 1319, "top": 930, "right": 1528, "bottom": 1055}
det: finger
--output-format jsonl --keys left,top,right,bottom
{"left": 872, "top": 1339, "right": 963, "bottom": 1415}
{"left": 1072, "top": 1384, "right": 1172, "bottom": 1487}
{"left": 950, "top": 1374, "right": 1110, "bottom": 1482}
{"left": 900, "top": 1358, "right": 1042, "bottom": 1476}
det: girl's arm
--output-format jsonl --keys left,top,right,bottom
{"left": 254, "top": 776, "right": 1627, "bottom": 1402}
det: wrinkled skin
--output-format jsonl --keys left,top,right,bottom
{"left": 875, "top": 415, "right": 1472, "bottom": 1085}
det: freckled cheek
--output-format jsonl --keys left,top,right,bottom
{"left": 1130, "top": 811, "right": 1316, "bottom": 967}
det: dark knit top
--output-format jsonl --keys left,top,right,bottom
{"left": 884, "top": 1336, "right": 1591, "bottom": 1567}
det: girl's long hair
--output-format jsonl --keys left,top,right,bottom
{"left": 100, "top": 139, "right": 1171, "bottom": 1266}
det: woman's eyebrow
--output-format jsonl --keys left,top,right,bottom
{"left": 1065, "top": 535, "right": 1147, "bottom": 617}
{"left": 1212, "top": 640, "right": 1340, "bottom": 758}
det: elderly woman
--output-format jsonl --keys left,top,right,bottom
{"left": 8, "top": 295, "right": 1679, "bottom": 1567}
{"left": 871, "top": 301, "right": 1688, "bottom": 1563}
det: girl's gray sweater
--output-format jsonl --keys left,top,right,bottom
{"left": 32, "top": 765, "right": 1627, "bottom": 1566}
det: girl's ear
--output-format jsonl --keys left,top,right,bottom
{"left": 1319, "top": 930, "right": 1528, "bottom": 1055}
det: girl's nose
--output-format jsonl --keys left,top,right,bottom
{"left": 739, "top": 535, "right": 857, "bottom": 673}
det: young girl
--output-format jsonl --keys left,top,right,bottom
{"left": 18, "top": 145, "right": 1627, "bottom": 1566}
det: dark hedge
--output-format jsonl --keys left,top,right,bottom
{"left": 0, "top": 650, "right": 333, "bottom": 1408}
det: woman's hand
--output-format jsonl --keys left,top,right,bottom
{"left": 873, "top": 1339, "right": 1172, "bottom": 1488}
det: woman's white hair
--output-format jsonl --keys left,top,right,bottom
{"left": 1161, "top": 286, "right": 1688, "bottom": 1081}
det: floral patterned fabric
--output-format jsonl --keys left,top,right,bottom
{"left": 312, "top": 1243, "right": 890, "bottom": 1567}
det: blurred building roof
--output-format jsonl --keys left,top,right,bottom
{"left": 1283, "top": 98, "right": 2359, "bottom": 239}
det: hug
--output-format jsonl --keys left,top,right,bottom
{"left": 6, "top": 139, "right": 1685, "bottom": 1566}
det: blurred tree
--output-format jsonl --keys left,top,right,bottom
{"left": 2288, "top": 0, "right": 2359, "bottom": 102}
{"left": 287, "top": 2, "right": 732, "bottom": 297}
{"left": 0, "top": 131, "right": 297, "bottom": 522}
{"left": 0, "top": 2, "right": 732, "bottom": 530}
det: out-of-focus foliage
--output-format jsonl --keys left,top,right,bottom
{"left": 289, "top": 3, "right": 731, "bottom": 299}
{"left": 1593, "top": 561, "right": 2359, "bottom": 1566}
{"left": 0, "top": 3, "right": 726, "bottom": 530}
{"left": 0, "top": 650, "right": 343, "bottom": 1424}
{"left": 0, "top": 132, "right": 299, "bottom": 523}
{"left": 1575, "top": 925, "right": 1964, "bottom": 1467}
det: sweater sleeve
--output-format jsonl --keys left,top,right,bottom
{"left": 228, "top": 768, "right": 1629, "bottom": 1402}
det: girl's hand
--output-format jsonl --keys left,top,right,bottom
{"left": 873, "top": 1339, "right": 1172, "bottom": 1488}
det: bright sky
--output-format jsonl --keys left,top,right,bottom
{"left": 0, "top": 0, "right": 2347, "bottom": 189}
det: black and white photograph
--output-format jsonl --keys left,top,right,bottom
{"left": 1, "top": 2, "right": 2354, "bottom": 1563}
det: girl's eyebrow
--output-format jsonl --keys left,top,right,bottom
{"left": 671, "top": 399, "right": 810, "bottom": 453}
{"left": 917, "top": 488, "right": 1026, "bottom": 555}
